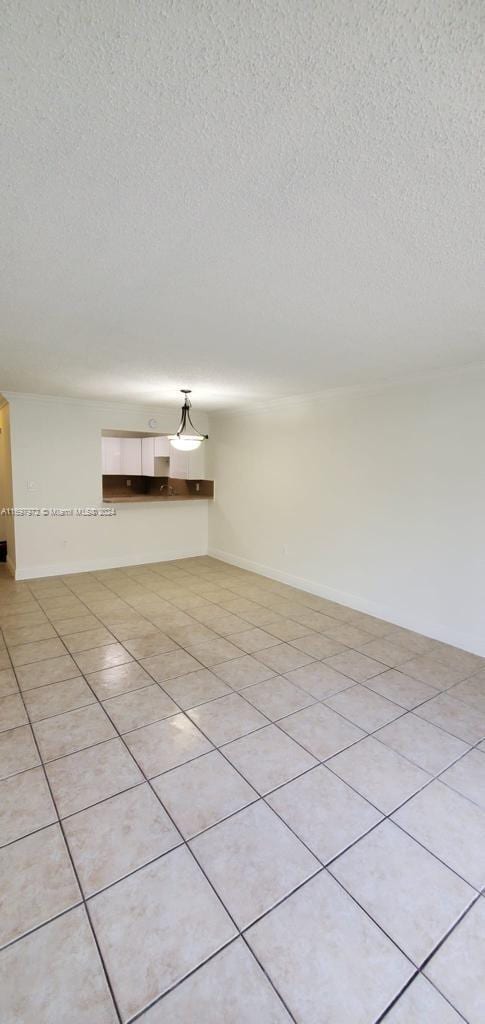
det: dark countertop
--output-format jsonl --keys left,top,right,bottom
{"left": 103, "top": 493, "right": 212, "bottom": 503}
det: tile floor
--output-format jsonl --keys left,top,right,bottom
{"left": 0, "top": 556, "right": 484, "bottom": 1023}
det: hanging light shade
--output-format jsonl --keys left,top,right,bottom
{"left": 168, "top": 390, "right": 208, "bottom": 451}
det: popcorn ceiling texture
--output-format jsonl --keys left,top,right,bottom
{"left": 1, "top": 0, "right": 483, "bottom": 407}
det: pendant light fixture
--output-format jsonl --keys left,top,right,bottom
{"left": 168, "top": 390, "right": 208, "bottom": 451}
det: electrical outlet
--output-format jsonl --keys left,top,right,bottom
{"left": 127, "top": 479, "right": 132, "bottom": 487}
{"left": 27, "top": 481, "right": 36, "bottom": 491}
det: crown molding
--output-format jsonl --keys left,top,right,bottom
{"left": 0, "top": 390, "right": 186, "bottom": 416}
{"left": 210, "top": 360, "right": 485, "bottom": 419}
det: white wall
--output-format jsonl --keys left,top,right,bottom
{"left": 208, "top": 369, "right": 485, "bottom": 656}
{"left": 0, "top": 401, "right": 15, "bottom": 568}
{"left": 5, "top": 393, "right": 209, "bottom": 579}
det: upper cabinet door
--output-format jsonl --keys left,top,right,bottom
{"left": 142, "top": 436, "right": 155, "bottom": 476}
{"left": 102, "top": 437, "right": 121, "bottom": 474}
{"left": 120, "top": 437, "right": 142, "bottom": 475}
{"left": 169, "top": 446, "right": 189, "bottom": 479}
{"left": 154, "top": 436, "right": 170, "bottom": 457}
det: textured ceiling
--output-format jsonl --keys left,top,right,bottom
{"left": 1, "top": 0, "right": 484, "bottom": 409}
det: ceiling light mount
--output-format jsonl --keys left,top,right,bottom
{"left": 168, "top": 389, "right": 208, "bottom": 451}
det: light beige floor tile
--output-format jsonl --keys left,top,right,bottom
{"left": 46, "top": 738, "right": 143, "bottom": 817}
{"left": 242, "top": 676, "right": 315, "bottom": 719}
{"left": 284, "top": 661, "right": 354, "bottom": 699}
{"left": 430, "top": 643, "right": 484, "bottom": 675}
{"left": 140, "top": 939, "right": 292, "bottom": 1023}
{"left": 267, "top": 764, "right": 382, "bottom": 863}
{"left": 187, "top": 692, "right": 267, "bottom": 745}
{"left": 325, "top": 684, "right": 402, "bottom": 731}
{"left": 288, "top": 608, "right": 343, "bottom": 633}
{"left": 141, "top": 649, "right": 202, "bottom": 682}
{"left": 322, "top": 622, "right": 374, "bottom": 647}
{"left": 264, "top": 619, "right": 314, "bottom": 642}
{"left": 0, "top": 693, "right": 28, "bottom": 732}
{"left": 16, "top": 654, "right": 80, "bottom": 691}
{"left": 0, "top": 612, "right": 47, "bottom": 631}
{"left": 122, "top": 631, "right": 179, "bottom": 658}
{"left": 324, "top": 650, "right": 386, "bottom": 683}
{"left": 383, "top": 975, "right": 463, "bottom": 1023}
{"left": 149, "top": 611, "right": 196, "bottom": 633}
{"left": 185, "top": 637, "right": 244, "bottom": 667}
{"left": 424, "top": 898, "right": 485, "bottom": 1024}
{"left": 440, "top": 748, "right": 485, "bottom": 809}
{"left": 279, "top": 703, "right": 365, "bottom": 760}
{"left": 246, "top": 871, "right": 413, "bottom": 1024}
{"left": 226, "top": 627, "right": 281, "bottom": 654}
{"left": 89, "top": 846, "right": 236, "bottom": 1021}
{"left": 109, "top": 618, "right": 157, "bottom": 640}
{"left": 0, "top": 650, "right": 12, "bottom": 671}
{"left": 223, "top": 725, "right": 317, "bottom": 794}
{"left": 0, "top": 823, "right": 80, "bottom": 947}
{"left": 160, "top": 668, "right": 231, "bottom": 709}
{"left": 384, "top": 627, "right": 440, "bottom": 655}
{"left": 211, "top": 655, "right": 278, "bottom": 689}
{"left": 64, "top": 784, "right": 180, "bottom": 895}
{"left": 73, "top": 643, "right": 133, "bottom": 674}
{"left": 178, "top": 605, "right": 226, "bottom": 627}
{"left": 393, "top": 780, "right": 485, "bottom": 888}
{"left": 364, "top": 668, "right": 438, "bottom": 709}
{"left": 33, "top": 703, "right": 116, "bottom": 761}
{"left": 62, "top": 627, "right": 116, "bottom": 653}
{"left": 414, "top": 691, "right": 485, "bottom": 744}
{"left": 125, "top": 713, "right": 212, "bottom": 777}
{"left": 400, "top": 654, "right": 472, "bottom": 690}
{"left": 102, "top": 684, "right": 178, "bottom": 732}
{"left": 375, "top": 713, "right": 469, "bottom": 775}
{"left": 3, "top": 623, "right": 56, "bottom": 646}
{"left": 166, "top": 623, "right": 219, "bottom": 646}
{"left": 290, "top": 633, "right": 347, "bottom": 659}
{"left": 23, "top": 676, "right": 95, "bottom": 722}
{"left": 0, "top": 767, "right": 57, "bottom": 846}
{"left": 0, "top": 905, "right": 118, "bottom": 1023}
{"left": 254, "top": 644, "right": 315, "bottom": 674}
{"left": 10, "top": 638, "right": 66, "bottom": 667}
{"left": 328, "top": 736, "right": 430, "bottom": 813}
{"left": 190, "top": 801, "right": 319, "bottom": 929}
{"left": 355, "top": 637, "right": 412, "bottom": 667}
{"left": 343, "top": 610, "right": 395, "bottom": 638}
{"left": 203, "top": 613, "right": 250, "bottom": 636}
{"left": 331, "top": 820, "right": 475, "bottom": 964}
{"left": 52, "top": 613, "right": 102, "bottom": 635}
{"left": 235, "top": 605, "right": 284, "bottom": 627}
{"left": 449, "top": 673, "right": 485, "bottom": 715}
{"left": 87, "top": 661, "right": 154, "bottom": 699}
{"left": 0, "top": 724, "right": 40, "bottom": 780}
{"left": 152, "top": 749, "right": 257, "bottom": 838}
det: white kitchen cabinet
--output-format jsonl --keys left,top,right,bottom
{"left": 169, "top": 445, "right": 189, "bottom": 479}
{"left": 120, "top": 437, "right": 142, "bottom": 475}
{"left": 141, "top": 437, "right": 155, "bottom": 476}
{"left": 142, "top": 436, "right": 170, "bottom": 476}
{"left": 154, "top": 436, "right": 170, "bottom": 457}
{"left": 102, "top": 436, "right": 121, "bottom": 474}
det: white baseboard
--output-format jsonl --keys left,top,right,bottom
{"left": 208, "top": 546, "right": 485, "bottom": 657}
{"left": 14, "top": 546, "right": 208, "bottom": 581}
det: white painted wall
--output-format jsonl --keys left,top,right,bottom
{"left": 208, "top": 369, "right": 485, "bottom": 656}
{"left": 5, "top": 393, "right": 209, "bottom": 579}
{"left": 0, "top": 402, "right": 15, "bottom": 568}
